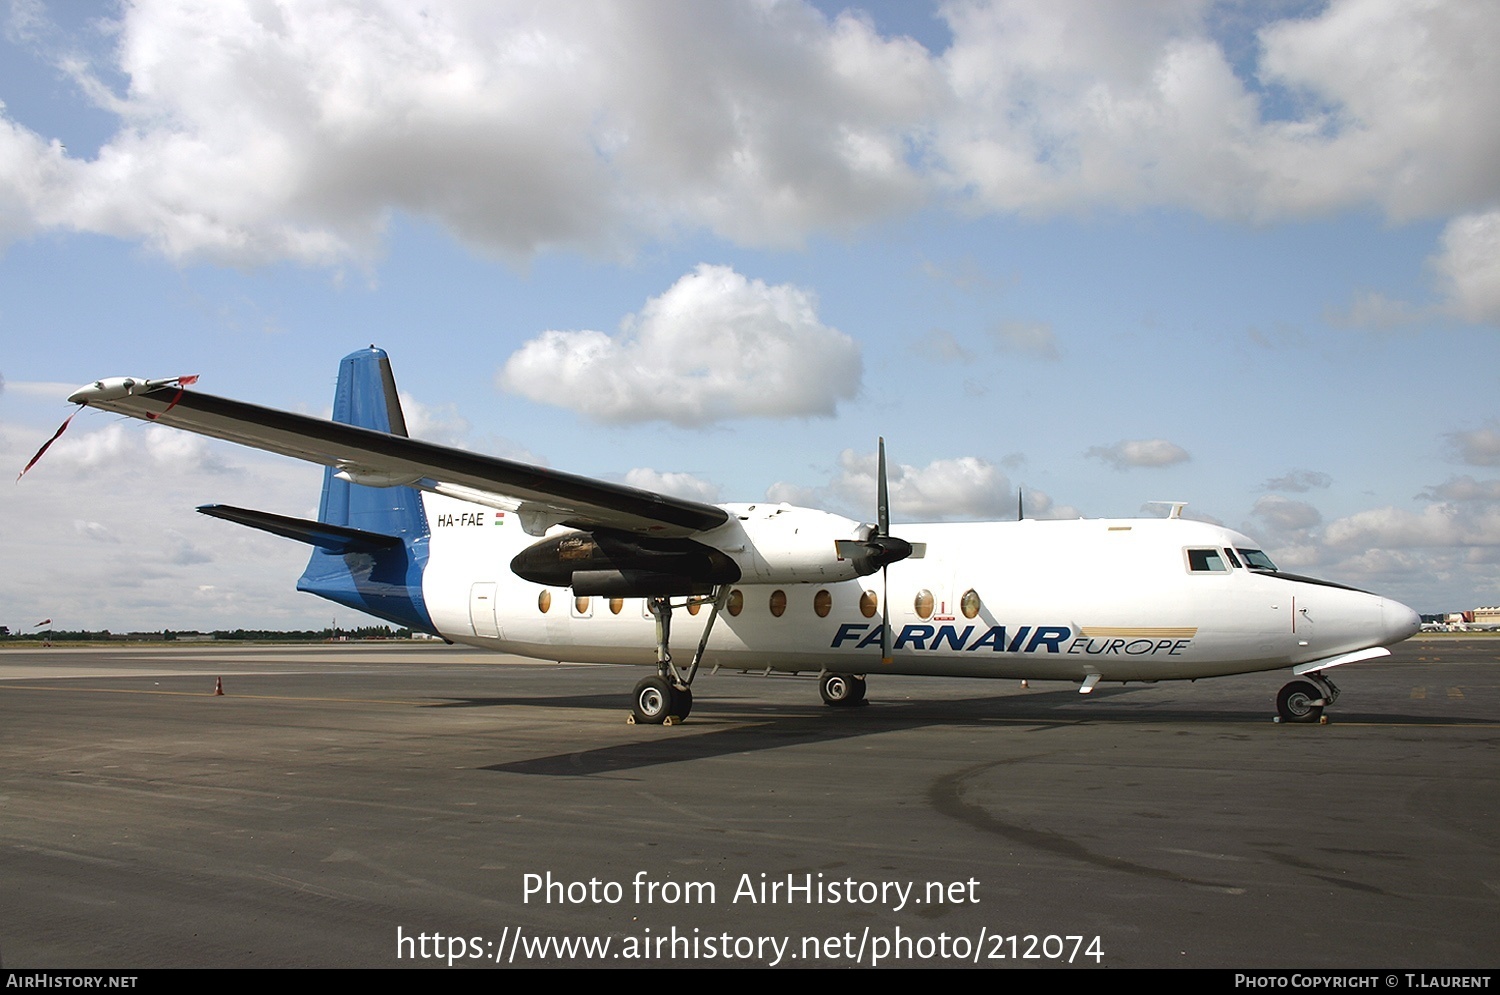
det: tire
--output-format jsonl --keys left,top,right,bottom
{"left": 669, "top": 684, "right": 693, "bottom": 721}
{"left": 820, "top": 673, "right": 866, "bottom": 707}
{"left": 632, "top": 677, "right": 673, "bottom": 724}
{"left": 1277, "top": 680, "right": 1324, "bottom": 723}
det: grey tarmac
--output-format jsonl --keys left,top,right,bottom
{"left": 0, "top": 637, "right": 1496, "bottom": 968}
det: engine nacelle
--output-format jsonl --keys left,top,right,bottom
{"left": 510, "top": 530, "right": 740, "bottom": 597}
{"left": 703, "top": 504, "right": 878, "bottom": 585}
{"left": 510, "top": 505, "right": 898, "bottom": 596}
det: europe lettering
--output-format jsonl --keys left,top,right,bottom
{"left": 832, "top": 623, "right": 1191, "bottom": 656}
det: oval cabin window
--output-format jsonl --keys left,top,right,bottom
{"left": 574, "top": 596, "right": 591, "bottom": 615}
{"left": 813, "top": 589, "right": 832, "bottom": 618}
{"left": 769, "top": 590, "right": 787, "bottom": 618}
{"left": 961, "top": 589, "right": 981, "bottom": 619}
{"left": 609, "top": 597, "right": 624, "bottom": 615}
{"left": 914, "top": 589, "right": 934, "bottom": 619}
{"left": 859, "top": 590, "right": 878, "bottom": 618}
{"left": 727, "top": 589, "right": 744, "bottom": 617}
{"left": 538, "top": 590, "right": 552, "bottom": 614}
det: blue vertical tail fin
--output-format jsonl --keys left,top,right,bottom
{"left": 316, "top": 347, "right": 425, "bottom": 536}
{"left": 296, "top": 347, "right": 435, "bottom": 633}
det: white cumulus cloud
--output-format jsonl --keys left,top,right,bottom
{"left": 1431, "top": 210, "right": 1500, "bottom": 324}
{"left": 934, "top": 0, "right": 1500, "bottom": 223}
{"left": 1323, "top": 504, "right": 1500, "bottom": 549}
{"left": 1252, "top": 494, "right": 1323, "bottom": 534}
{"left": 0, "top": 0, "right": 936, "bottom": 264}
{"left": 1419, "top": 476, "right": 1500, "bottom": 503}
{"left": 832, "top": 448, "right": 1012, "bottom": 520}
{"left": 398, "top": 393, "right": 470, "bottom": 448}
{"left": 623, "top": 468, "right": 720, "bottom": 504}
{"left": 2, "top": 1, "right": 1497, "bottom": 265}
{"left": 499, "top": 264, "right": 861, "bottom": 426}
{"left": 1264, "top": 469, "right": 1333, "bottom": 492}
{"left": 1446, "top": 423, "right": 1500, "bottom": 467}
{"left": 1085, "top": 438, "right": 1190, "bottom": 470}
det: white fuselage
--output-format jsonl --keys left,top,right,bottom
{"left": 420, "top": 493, "right": 1418, "bottom": 683}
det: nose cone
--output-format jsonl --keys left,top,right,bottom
{"left": 1381, "top": 598, "right": 1421, "bottom": 645}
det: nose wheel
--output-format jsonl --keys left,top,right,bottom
{"left": 1276, "top": 674, "right": 1339, "bottom": 723}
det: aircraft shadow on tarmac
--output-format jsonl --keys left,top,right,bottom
{"left": 456, "top": 685, "right": 1492, "bottom": 777}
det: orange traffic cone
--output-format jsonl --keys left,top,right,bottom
{"left": 213, "top": 677, "right": 224, "bottom": 696}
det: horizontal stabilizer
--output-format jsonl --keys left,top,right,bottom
{"left": 198, "top": 504, "right": 403, "bottom": 553}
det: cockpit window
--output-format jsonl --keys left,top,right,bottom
{"left": 1236, "top": 548, "right": 1278, "bottom": 572}
{"left": 1224, "top": 548, "right": 1242, "bottom": 569}
{"left": 1186, "top": 548, "right": 1228, "bottom": 572}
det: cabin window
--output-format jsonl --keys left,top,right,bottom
{"left": 914, "top": 589, "right": 935, "bottom": 619}
{"left": 573, "top": 595, "right": 592, "bottom": 617}
{"left": 769, "top": 589, "right": 787, "bottom": 618}
{"left": 960, "top": 589, "right": 981, "bottom": 619}
{"left": 686, "top": 597, "right": 703, "bottom": 616}
{"left": 609, "top": 597, "right": 624, "bottom": 615}
{"left": 1186, "top": 548, "right": 1228, "bottom": 572}
{"left": 859, "top": 590, "right": 878, "bottom": 618}
{"left": 727, "top": 589, "right": 744, "bottom": 617}
{"left": 538, "top": 590, "right": 552, "bottom": 613}
{"left": 813, "top": 589, "right": 832, "bottom": 618}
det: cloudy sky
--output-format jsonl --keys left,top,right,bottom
{"left": 2, "top": 0, "right": 1496, "bottom": 631}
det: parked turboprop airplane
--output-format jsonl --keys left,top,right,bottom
{"left": 55, "top": 347, "right": 1418, "bottom": 724}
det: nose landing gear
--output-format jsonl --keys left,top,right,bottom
{"left": 1276, "top": 674, "right": 1340, "bottom": 723}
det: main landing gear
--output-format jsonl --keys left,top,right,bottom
{"left": 631, "top": 675, "right": 692, "bottom": 725}
{"left": 1276, "top": 673, "right": 1340, "bottom": 723}
{"left": 628, "top": 587, "right": 727, "bottom": 725}
{"left": 819, "top": 672, "right": 867, "bottom": 707}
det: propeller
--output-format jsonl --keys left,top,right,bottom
{"left": 833, "top": 437, "right": 912, "bottom": 662}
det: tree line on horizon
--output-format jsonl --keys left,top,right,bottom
{"left": 0, "top": 625, "right": 416, "bottom": 642}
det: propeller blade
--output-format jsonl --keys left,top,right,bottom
{"left": 879, "top": 437, "right": 893, "bottom": 661}
{"left": 881, "top": 564, "right": 893, "bottom": 663}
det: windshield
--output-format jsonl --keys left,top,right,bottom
{"left": 1236, "top": 548, "right": 1278, "bottom": 571}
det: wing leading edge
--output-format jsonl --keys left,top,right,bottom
{"left": 67, "top": 375, "right": 728, "bottom": 538}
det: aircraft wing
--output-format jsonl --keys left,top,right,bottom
{"left": 67, "top": 377, "right": 729, "bottom": 538}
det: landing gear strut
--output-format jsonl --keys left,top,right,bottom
{"left": 628, "top": 587, "right": 727, "bottom": 725}
{"left": 1276, "top": 673, "right": 1340, "bottom": 723}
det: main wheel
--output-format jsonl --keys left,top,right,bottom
{"left": 820, "top": 673, "right": 867, "bottom": 707}
{"left": 1277, "top": 680, "right": 1324, "bottom": 723}
{"left": 632, "top": 677, "right": 673, "bottom": 724}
